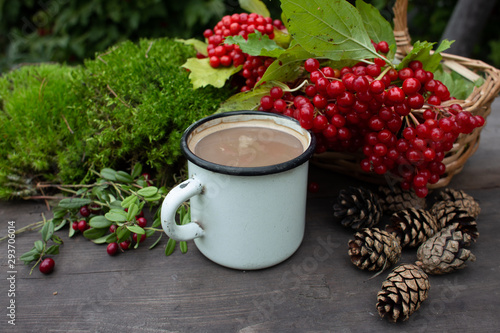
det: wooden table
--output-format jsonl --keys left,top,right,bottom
{"left": 2, "top": 100, "right": 499, "bottom": 332}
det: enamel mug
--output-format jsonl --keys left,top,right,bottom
{"left": 161, "top": 111, "right": 316, "bottom": 270}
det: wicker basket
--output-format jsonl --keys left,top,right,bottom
{"left": 311, "top": 0, "right": 500, "bottom": 189}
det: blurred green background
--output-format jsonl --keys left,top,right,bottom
{"left": 1, "top": 0, "right": 499, "bottom": 72}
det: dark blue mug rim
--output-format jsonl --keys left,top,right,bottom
{"left": 181, "top": 111, "right": 316, "bottom": 176}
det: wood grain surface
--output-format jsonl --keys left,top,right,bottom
{"left": 1, "top": 100, "right": 499, "bottom": 333}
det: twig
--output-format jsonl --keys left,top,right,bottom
{"left": 107, "top": 84, "right": 130, "bottom": 108}
{"left": 0, "top": 220, "right": 44, "bottom": 241}
{"left": 38, "top": 77, "right": 47, "bottom": 102}
{"left": 145, "top": 41, "right": 154, "bottom": 58}
{"left": 61, "top": 114, "right": 74, "bottom": 134}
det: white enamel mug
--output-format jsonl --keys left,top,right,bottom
{"left": 161, "top": 111, "right": 316, "bottom": 270}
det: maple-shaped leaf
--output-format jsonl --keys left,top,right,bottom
{"left": 181, "top": 58, "right": 242, "bottom": 89}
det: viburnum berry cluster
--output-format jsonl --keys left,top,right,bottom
{"left": 258, "top": 50, "right": 485, "bottom": 197}
{"left": 202, "top": 12, "right": 285, "bottom": 92}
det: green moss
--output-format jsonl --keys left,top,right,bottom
{"left": 0, "top": 38, "right": 234, "bottom": 198}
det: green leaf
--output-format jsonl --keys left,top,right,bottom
{"left": 105, "top": 233, "right": 118, "bottom": 243}
{"left": 257, "top": 44, "right": 313, "bottom": 85}
{"left": 91, "top": 235, "right": 110, "bottom": 244}
{"left": 131, "top": 163, "right": 143, "bottom": 179}
{"left": 127, "top": 225, "right": 145, "bottom": 234}
{"left": 396, "top": 40, "right": 453, "bottom": 72}
{"left": 53, "top": 208, "right": 68, "bottom": 220}
{"left": 152, "top": 217, "right": 161, "bottom": 228}
{"left": 225, "top": 32, "right": 285, "bottom": 58}
{"left": 282, "top": 0, "right": 379, "bottom": 61}
{"left": 100, "top": 168, "right": 117, "bottom": 181}
{"left": 20, "top": 248, "right": 40, "bottom": 264}
{"left": 116, "top": 226, "right": 131, "bottom": 242}
{"left": 356, "top": 0, "right": 396, "bottom": 61}
{"left": 89, "top": 215, "right": 113, "bottom": 229}
{"left": 45, "top": 245, "right": 60, "bottom": 255}
{"left": 83, "top": 227, "right": 107, "bottom": 240}
{"left": 137, "top": 186, "right": 159, "bottom": 197}
{"left": 41, "top": 220, "right": 55, "bottom": 242}
{"left": 69, "top": 223, "right": 77, "bottom": 238}
{"left": 126, "top": 203, "right": 139, "bottom": 221}
{"left": 51, "top": 234, "right": 63, "bottom": 245}
{"left": 433, "top": 66, "right": 479, "bottom": 100}
{"left": 58, "top": 198, "right": 92, "bottom": 209}
{"left": 182, "top": 57, "right": 242, "bottom": 89}
{"left": 116, "top": 171, "right": 134, "bottom": 183}
{"left": 165, "top": 238, "right": 176, "bottom": 256}
{"left": 175, "top": 38, "right": 208, "bottom": 56}
{"left": 180, "top": 241, "right": 188, "bottom": 254}
{"left": 34, "top": 240, "right": 44, "bottom": 252}
{"left": 144, "top": 193, "right": 162, "bottom": 202}
{"left": 54, "top": 219, "right": 67, "bottom": 231}
{"left": 105, "top": 209, "right": 128, "bottom": 222}
{"left": 149, "top": 233, "right": 163, "bottom": 250}
{"left": 121, "top": 194, "right": 138, "bottom": 209}
{"left": 217, "top": 82, "right": 275, "bottom": 113}
{"left": 109, "top": 200, "right": 123, "bottom": 209}
{"left": 239, "top": 0, "right": 270, "bottom": 17}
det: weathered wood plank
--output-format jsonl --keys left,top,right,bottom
{"left": 1, "top": 100, "right": 499, "bottom": 332}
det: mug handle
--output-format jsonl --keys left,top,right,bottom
{"left": 161, "top": 177, "right": 205, "bottom": 241}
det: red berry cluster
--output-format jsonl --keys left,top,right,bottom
{"left": 258, "top": 54, "right": 484, "bottom": 197}
{"left": 202, "top": 13, "right": 285, "bottom": 91}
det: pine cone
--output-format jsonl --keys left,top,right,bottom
{"left": 333, "top": 186, "right": 382, "bottom": 230}
{"left": 434, "top": 188, "right": 480, "bottom": 217}
{"left": 376, "top": 264, "right": 430, "bottom": 322}
{"left": 430, "top": 201, "right": 479, "bottom": 242}
{"left": 386, "top": 208, "right": 440, "bottom": 248}
{"left": 348, "top": 228, "right": 402, "bottom": 272}
{"left": 377, "top": 185, "right": 427, "bottom": 214}
{"left": 415, "top": 223, "right": 476, "bottom": 275}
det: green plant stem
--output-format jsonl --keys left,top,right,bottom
{"left": 0, "top": 220, "right": 44, "bottom": 241}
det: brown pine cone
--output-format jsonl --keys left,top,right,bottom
{"left": 430, "top": 201, "right": 479, "bottom": 242}
{"left": 434, "top": 188, "right": 480, "bottom": 217}
{"left": 333, "top": 186, "right": 382, "bottom": 230}
{"left": 348, "top": 228, "right": 402, "bottom": 272}
{"left": 415, "top": 223, "right": 476, "bottom": 275}
{"left": 386, "top": 208, "right": 440, "bottom": 248}
{"left": 376, "top": 264, "right": 430, "bottom": 322}
{"left": 378, "top": 185, "right": 426, "bottom": 214}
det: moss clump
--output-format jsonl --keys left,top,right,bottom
{"left": 0, "top": 38, "right": 234, "bottom": 199}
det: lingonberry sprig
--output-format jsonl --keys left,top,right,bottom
{"left": 13, "top": 164, "right": 189, "bottom": 275}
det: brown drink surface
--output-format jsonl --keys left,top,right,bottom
{"left": 194, "top": 126, "right": 304, "bottom": 167}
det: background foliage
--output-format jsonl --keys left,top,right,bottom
{"left": 1, "top": 0, "right": 499, "bottom": 72}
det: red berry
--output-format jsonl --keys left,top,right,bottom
{"left": 270, "top": 86, "right": 284, "bottom": 99}
{"left": 209, "top": 56, "right": 220, "bottom": 68}
{"left": 136, "top": 217, "right": 147, "bottom": 228}
{"left": 79, "top": 205, "right": 90, "bottom": 217}
{"left": 377, "top": 41, "right": 389, "bottom": 53}
{"left": 387, "top": 87, "right": 406, "bottom": 103}
{"left": 132, "top": 233, "right": 146, "bottom": 243}
{"left": 39, "top": 258, "right": 55, "bottom": 275}
{"left": 72, "top": 221, "right": 79, "bottom": 231}
{"left": 107, "top": 242, "right": 119, "bottom": 256}
{"left": 120, "top": 240, "right": 131, "bottom": 250}
{"left": 304, "top": 58, "right": 320, "bottom": 73}
{"left": 308, "top": 182, "right": 319, "bottom": 193}
{"left": 77, "top": 220, "right": 89, "bottom": 233}
{"left": 109, "top": 224, "right": 117, "bottom": 233}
